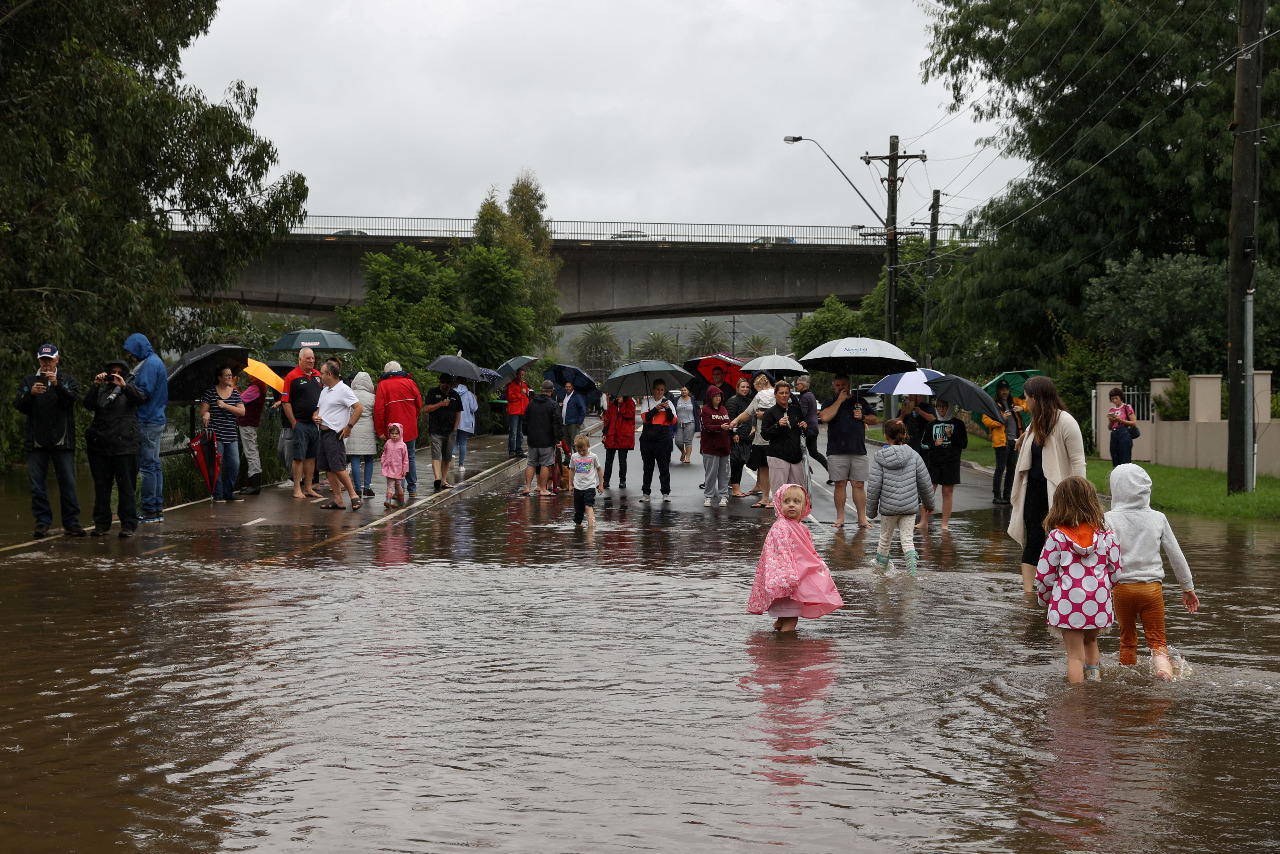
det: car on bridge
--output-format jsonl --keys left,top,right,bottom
{"left": 331, "top": 229, "right": 369, "bottom": 236}
{"left": 609, "top": 230, "right": 649, "bottom": 240}
{"left": 751, "top": 236, "right": 796, "bottom": 245}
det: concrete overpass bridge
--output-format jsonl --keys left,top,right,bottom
{"left": 187, "top": 216, "right": 972, "bottom": 323}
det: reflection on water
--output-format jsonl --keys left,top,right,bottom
{"left": 1, "top": 485, "right": 1279, "bottom": 852}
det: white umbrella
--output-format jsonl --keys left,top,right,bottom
{"left": 800, "top": 337, "right": 917, "bottom": 376}
{"left": 740, "top": 354, "right": 807, "bottom": 376}
{"left": 869, "top": 369, "right": 943, "bottom": 396}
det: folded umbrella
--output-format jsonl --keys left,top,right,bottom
{"left": 244, "top": 358, "right": 285, "bottom": 393}
{"left": 869, "top": 369, "right": 943, "bottom": 397}
{"left": 188, "top": 428, "right": 222, "bottom": 499}
{"left": 601, "top": 360, "right": 693, "bottom": 398}
{"left": 800, "top": 337, "right": 916, "bottom": 376}
{"left": 926, "top": 374, "right": 1004, "bottom": 422}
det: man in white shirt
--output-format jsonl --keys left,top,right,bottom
{"left": 313, "top": 360, "right": 364, "bottom": 510}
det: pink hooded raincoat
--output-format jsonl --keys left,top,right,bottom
{"left": 747, "top": 484, "right": 845, "bottom": 619}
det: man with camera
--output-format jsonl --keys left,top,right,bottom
{"left": 83, "top": 359, "right": 145, "bottom": 537}
{"left": 14, "top": 344, "right": 85, "bottom": 538}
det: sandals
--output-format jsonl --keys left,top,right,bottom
{"left": 750, "top": 502, "right": 767, "bottom": 508}
{"left": 319, "top": 501, "right": 345, "bottom": 510}
{"left": 350, "top": 500, "right": 362, "bottom": 511}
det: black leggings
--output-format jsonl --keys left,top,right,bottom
{"left": 805, "top": 434, "right": 828, "bottom": 471}
{"left": 604, "top": 448, "right": 629, "bottom": 485}
{"left": 1021, "top": 475, "right": 1050, "bottom": 565}
{"left": 993, "top": 446, "right": 1017, "bottom": 498}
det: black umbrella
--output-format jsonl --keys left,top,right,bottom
{"left": 926, "top": 374, "right": 1004, "bottom": 422}
{"left": 492, "top": 355, "right": 538, "bottom": 385}
{"left": 270, "top": 328, "right": 357, "bottom": 352}
{"left": 167, "top": 344, "right": 249, "bottom": 403}
{"left": 600, "top": 360, "right": 693, "bottom": 397}
{"left": 428, "top": 353, "right": 484, "bottom": 382}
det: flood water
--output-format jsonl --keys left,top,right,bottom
{"left": 2, "top": 455, "right": 1279, "bottom": 852}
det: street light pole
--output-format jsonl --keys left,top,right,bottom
{"left": 783, "top": 136, "right": 885, "bottom": 227}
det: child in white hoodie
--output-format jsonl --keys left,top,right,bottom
{"left": 1104, "top": 464, "right": 1201, "bottom": 680}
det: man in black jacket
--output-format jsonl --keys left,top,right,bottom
{"left": 14, "top": 344, "right": 85, "bottom": 538}
{"left": 83, "top": 359, "right": 145, "bottom": 537}
{"left": 521, "top": 380, "right": 562, "bottom": 496}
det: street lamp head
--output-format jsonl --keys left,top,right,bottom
{"left": 783, "top": 135, "right": 802, "bottom": 144}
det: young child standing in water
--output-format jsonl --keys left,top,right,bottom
{"left": 747, "top": 484, "right": 844, "bottom": 632}
{"left": 1034, "top": 476, "right": 1123, "bottom": 683}
{"left": 570, "top": 433, "right": 602, "bottom": 526}
{"left": 381, "top": 423, "right": 409, "bottom": 507}
{"left": 866, "top": 419, "right": 935, "bottom": 576}
{"left": 1104, "top": 464, "right": 1200, "bottom": 680}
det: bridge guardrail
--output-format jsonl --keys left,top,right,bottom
{"left": 171, "top": 215, "right": 989, "bottom": 247}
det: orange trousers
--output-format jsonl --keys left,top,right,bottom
{"left": 1112, "top": 580, "right": 1167, "bottom": 665}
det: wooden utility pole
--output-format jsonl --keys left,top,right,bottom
{"left": 1227, "top": 0, "right": 1265, "bottom": 494}
{"left": 923, "top": 189, "right": 941, "bottom": 369}
{"left": 864, "top": 138, "right": 925, "bottom": 347}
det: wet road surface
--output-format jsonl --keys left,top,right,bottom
{"left": 2, "top": 429, "right": 1279, "bottom": 852}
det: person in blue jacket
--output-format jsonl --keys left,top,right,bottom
{"left": 123, "top": 333, "right": 169, "bottom": 523}
{"left": 560, "top": 380, "right": 587, "bottom": 448}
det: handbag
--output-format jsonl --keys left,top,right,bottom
{"left": 1125, "top": 405, "right": 1140, "bottom": 439}
{"left": 731, "top": 437, "right": 751, "bottom": 466}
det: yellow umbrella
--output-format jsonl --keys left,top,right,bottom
{"left": 244, "top": 358, "right": 285, "bottom": 393}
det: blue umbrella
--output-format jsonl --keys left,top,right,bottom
{"left": 545, "top": 364, "right": 599, "bottom": 406}
{"left": 870, "top": 369, "right": 944, "bottom": 396}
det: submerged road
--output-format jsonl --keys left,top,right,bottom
{"left": 2, "top": 423, "right": 1279, "bottom": 852}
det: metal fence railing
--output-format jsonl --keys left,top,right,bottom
{"left": 1124, "top": 387, "right": 1153, "bottom": 421}
{"left": 170, "top": 215, "right": 989, "bottom": 248}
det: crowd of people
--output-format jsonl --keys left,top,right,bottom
{"left": 17, "top": 341, "right": 1198, "bottom": 683}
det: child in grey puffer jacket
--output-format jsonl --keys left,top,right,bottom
{"left": 867, "top": 419, "right": 935, "bottom": 576}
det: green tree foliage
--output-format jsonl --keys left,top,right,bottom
{"left": 1154, "top": 369, "right": 1191, "bottom": 421}
{"left": 472, "top": 170, "right": 563, "bottom": 347}
{"left": 1085, "top": 253, "right": 1280, "bottom": 382}
{"left": 570, "top": 323, "right": 623, "bottom": 376}
{"left": 789, "top": 296, "right": 864, "bottom": 359}
{"left": 0, "top": 0, "right": 307, "bottom": 460}
{"left": 741, "top": 334, "right": 774, "bottom": 359}
{"left": 684, "top": 320, "right": 730, "bottom": 358}
{"left": 922, "top": 1, "right": 1280, "bottom": 363}
{"left": 634, "top": 332, "right": 681, "bottom": 362}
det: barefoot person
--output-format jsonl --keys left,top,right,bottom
{"left": 282, "top": 348, "right": 323, "bottom": 499}
{"left": 314, "top": 360, "right": 364, "bottom": 511}
{"left": 747, "top": 484, "right": 844, "bottom": 633}
{"left": 820, "top": 374, "right": 878, "bottom": 528}
{"left": 925, "top": 399, "right": 967, "bottom": 531}
{"left": 522, "top": 380, "right": 562, "bottom": 497}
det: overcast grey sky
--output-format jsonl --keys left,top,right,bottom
{"left": 181, "top": 1, "right": 1023, "bottom": 228}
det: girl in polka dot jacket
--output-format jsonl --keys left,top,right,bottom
{"left": 1034, "top": 476, "right": 1123, "bottom": 683}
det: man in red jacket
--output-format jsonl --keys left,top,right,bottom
{"left": 505, "top": 368, "right": 531, "bottom": 458}
{"left": 374, "top": 361, "right": 423, "bottom": 496}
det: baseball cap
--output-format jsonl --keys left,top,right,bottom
{"left": 37, "top": 344, "right": 59, "bottom": 358}
{"left": 383, "top": 360, "right": 402, "bottom": 373}
{"left": 540, "top": 380, "right": 555, "bottom": 393}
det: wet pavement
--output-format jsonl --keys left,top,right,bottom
{"left": 2, "top": 425, "right": 1279, "bottom": 852}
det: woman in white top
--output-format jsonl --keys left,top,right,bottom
{"left": 729, "top": 372, "right": 776, "bottom": 508}
{"left": 454, "top": 380, "right": 479, "bottom": 468}
{"left": 1007, "top": 375, "right": 1087, "bottom": 592}
{"left": 674, "top": 386, "right": 698, "bottom": 464}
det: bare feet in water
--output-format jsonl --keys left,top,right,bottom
{"left": 773, "top": 617, "right": 798, "bottom": 632}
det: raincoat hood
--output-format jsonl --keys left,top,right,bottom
{"left": 874, "top": 443, "right": 916, "bottom": 470}
{"left": 123, "top": 333, "right": 154, "bottom": 360}
{"left": 772, "top": 482, "right": 811, "bottom": 520}
{"left": 386, "top": 421, "right": 406, "bottom": 442}
{"left": 747, "top": 482, "right": 842, "bottom": 619}
{"left": 1109, "top": 463, "right": 1152, "bottom": 513}
{"left": 351, "top": 371, "right": 375, "bottom": 395}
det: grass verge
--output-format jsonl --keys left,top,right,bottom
{"left": 1086, "top": 459, "right": 1280, "bottom": 520}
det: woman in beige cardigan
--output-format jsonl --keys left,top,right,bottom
{"left": 1007, "top": 376, "right": 1087, "bottom": 592}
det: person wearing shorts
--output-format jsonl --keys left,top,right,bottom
{"left": 820, "top": 374, "right": 877, "bottom": 528}
{"left": 522, "top": 380, "right": 562, "bottom": 496}
{"left": 314, "top": 360, "right": 363, "bottom": 510}
{"left": 424, "top": 373, "right": 462, "bottom": 491}
{"left": 282, "top": 348, "right": 323, "bottom": 500}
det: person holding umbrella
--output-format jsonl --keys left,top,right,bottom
{"left": 820, "top": 374, "right": 878, "bottom": 529}
{"left": 506, "top": 368, "right": 532, "bottom": 457}
{"left": 82, "top": 359, "right": 144, "bottom": 537}
{"left": 981, "top": 380, "right": 1025, "bottom": 504}
{"left": 638, "top": 379, "right": 677, "bottom": 502}
{"left": 601, "top": 393, "right": 636, "bottom": 489}
{"left": 424, "top": 373, "right": 463, "bottom": 491}
{"left": 199, "top": 367, "right": 247, "bottom": 502}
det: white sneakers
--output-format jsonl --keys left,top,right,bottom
{"left": 720, "top": 497, "right": 730, "bottom": 507}
{"left": 704, "top": 498, "right": 712, "bottom": 506}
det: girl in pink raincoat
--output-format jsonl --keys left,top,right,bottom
{"left": 381, "top": 423, "right": 410, "bottom": 507}
{"left": 748, "top": 483, "right": 845, "bottom": 632}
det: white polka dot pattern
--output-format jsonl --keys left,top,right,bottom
{"left": 1032, "top": 529, "right": 1122, "bottom": 630}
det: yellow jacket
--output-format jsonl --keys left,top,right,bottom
{"left": 981, "top": 396, "right": 1025, "bottom": 449}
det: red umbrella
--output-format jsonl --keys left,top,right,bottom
{"left": 188, "top": 429, "right": 222, "bottom": 498}
{"left": 683, "top": 353, "right": 748, "bottom": 396}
